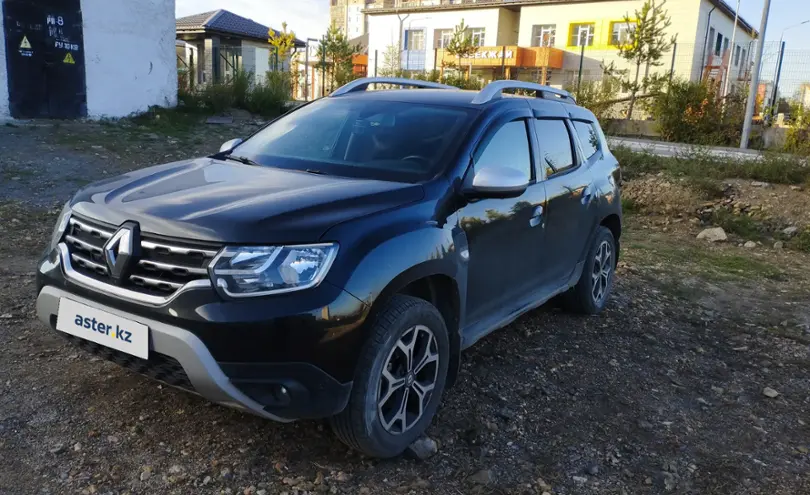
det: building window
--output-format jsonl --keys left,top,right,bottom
{"left": 610, "top": 21, "right": 635, "bottom": 46}
{"left": 531, "top": 24, "right": 556, "bottom": 47}
{"left": 741, "top": 48, "right": 747, "bottom": 67}
{"left": 569, "top": 23, "right": 595, "bottom": 47}
{"left": 435, "top": 29, "right": 453, "bottom": 49}
{"left": 734, "top": 45, "right": 741, "bottom": 66}
{"left": 707, "top": 27, "right": 715, "bottom": 56}
{"left": 722, "top": 37, "right": 729, "bottom": 56}
{"left": 405, "top": 29, "right": 425, "bottom": 50}
{"left": 470, "top": 27, "right": 486, "bottom": 47}
{"left": 714, "top": 32, "right": 723, "bottom": 56}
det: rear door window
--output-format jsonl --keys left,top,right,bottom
{"left": 533, "top": 119, "right": 575, "bottom": 177}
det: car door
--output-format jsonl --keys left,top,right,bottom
{"left": 460, "top": 117, "right": 548, "bottom": 325}
{"left": 534, "top": 118, "right": 596, "bottom": 285}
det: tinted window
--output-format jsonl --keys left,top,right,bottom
{"left": 573, "top": 120, "right": 599, "bottom": 159}
{"left": 534, "top": 119, "right": 574, "bottom": 176}
{"left": 474, "top": 121, "right": 531, "bottom": 182}
{"left": 233, "top": 98, "right": 476, "bottom": 182}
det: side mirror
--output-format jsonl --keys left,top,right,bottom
{"left": 466, "top": 166, "right": 529, "bottom": 199}
{"left": 219, "top": 138, "right": 244, "bottom": 153}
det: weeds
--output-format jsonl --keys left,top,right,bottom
{"left": 177, "top": 69, "right": 292, "bottom": 118}
{"left": 711, "top": 210, "right": 766, "bottom": 242}
{"left": 613, "top": 146, "right": 810, "bottom": 185}
{"left": 789, "top": 230, "right": 810, "bottom": 253}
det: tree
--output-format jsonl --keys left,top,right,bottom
{"left": 268, "top": 22, "right": 297, "bottom": 71}
{"left": 318, "top": 26, "right": 361, "bottom": 92}
{"left": 445, "top": 19, "right": 479, "bottom": 80}
{"left": 617, "top": 0, "right": 676, "bottom": 119}
{"left": 380, "top": 44, "right": 401, "bottom": 77}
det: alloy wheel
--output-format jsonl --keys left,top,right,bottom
{"left": 591, "top": 240, "right": 613, "bottom": 304}
{"left": 377, "top": 325, "right": 439, "bottom": 435}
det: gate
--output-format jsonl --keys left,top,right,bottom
{"left": 3, "top": 0, "right": 86, "bottom": 118}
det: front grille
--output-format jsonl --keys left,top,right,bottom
{"left": 63, "top": 216, "right": 218, "bottom": 298}
{"left": 61, "top": 333, "right": 195, "bottom": 392}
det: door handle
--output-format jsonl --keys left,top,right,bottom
{"left": 529, "top": 205, "right": 544, "bottom": 228}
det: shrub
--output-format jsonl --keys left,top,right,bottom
{"left": 784, "top": 104, "right": 810, "bottom": 157}
{"left": 230, "top": 70, "right": 253, "bottom": 110}
{"left": 650, "top": 79, "right": 745, "bottom": 146}
{"left": 246, "top": 71, "right": 292, "bottom": 117}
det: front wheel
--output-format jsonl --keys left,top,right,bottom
{"left": 562, "top": 226, "right": 616, "bottom": 315}
{"left": 329, "top": 295, "right": 449, "bottom": 458}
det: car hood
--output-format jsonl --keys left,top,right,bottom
{"left": 70, "top": 158, "right": 424, "bottom": 244}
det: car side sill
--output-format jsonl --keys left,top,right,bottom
{"left": 459, "top": 260, "right": 585, "bottom": 350}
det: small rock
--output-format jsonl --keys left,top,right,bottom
{"left": 572, "top": 475, "right": 588, "bottom": 484}
{"left": 789, "top": 185, "right": 803, "bottom": 191}
{"left": 0, "top": 313, "right": 12, "bottom": 319}
{"left": 496, "top": 408, "right": 516, "bottom": 421}
{"left": 73, "top": 442, "right": 81, "bottom": 452}
{"left": 638, "top": 419, "right": 654, "bottom": 430}
{"left": 763, "top": 387, "right": 780, "bottom": 398}
{"left": 107, "top": 435, "right": 119, "bottom": 444}
{"left": 202, "top": 476, "right": 212, "bottom": 485}
{"left": 257, "top": 491, "right": 267, "bottom": 495}
{"left": 743, "top": 241, "right": 757, "bottom": 249}
{"left": 711, "top": 386, "right": 724, "bottom": 395}
{"left": 697, "top": 227, "right": 727, "bottom": 242}
{"left": 585, "top": 463, "right": 599, "bottom": 475}
{"left": 139, "top": 467, "right": 153, "bottom": 481}
{"left": 334, "top": 472, "right": 351, "bottom": 482}
{"left": 782, "top": 226, "right": 799, "bottom": 237}
{"left": 407, "top": 436, "right": 438, "bottom": 460}
{"left": 774, "top": 241, "right": 784, "bottom": 250}
{"left": 49, "top": 444, "right": 65, "bottom": 455}
{"left": 168, "top": 465, "right": 182, "bottom": 474}
{"left": 751, "top": 181, "right": 771, "bottom": 187}
{"left": 468, "top": 469, "right": 493, "bottom": 485}
{"left": 536, "top": 478, "right": 552, "bottom": 491}
{"left": 221, "top": 468, "right": 233, "bottom": 480}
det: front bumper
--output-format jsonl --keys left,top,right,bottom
{"left": 37, "top": 286, "right": 352, "bottom": 421}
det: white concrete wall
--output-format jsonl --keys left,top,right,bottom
{"left": 81, "top": 0, "right": 176, "bottom": 118}
{"left": 242, "top": 41, "right": 271, "bottom": 84}
{"left": 693, "top": 0, "right": 756, "bottom": 83}
{"left": 368, "top": 7, "right": 508, "bottom": 73}
{"left": 0, "top": 0, "right": 8, "bottom": 119}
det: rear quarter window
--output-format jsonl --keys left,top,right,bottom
{"left": 573, "top": 120, "right": 600, "bottom": 159}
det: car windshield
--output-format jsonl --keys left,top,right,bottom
{"left": 231, "top": 97, "right": 478, "bottom": 182}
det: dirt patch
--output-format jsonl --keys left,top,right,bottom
{"left": 1, "top": 123, "right": 810, "bottom": 494}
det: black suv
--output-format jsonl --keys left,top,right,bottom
{"left": 37, "top": 78, "right": 621, "bottom": 458}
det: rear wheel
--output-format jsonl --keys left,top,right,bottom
{"left": 330, "top": 295, "right": 449, "bottom": 458}
{"left": 562, "top": 226, "right": 616, "bottom": 315}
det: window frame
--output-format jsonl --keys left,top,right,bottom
{"left": 404, "top": 28, "right": 426, "bottom": 51}
{"left": 609, "top": 20, "right": 636, "bottom": 46}
{"left": 533, "top": 117, "right": 580, "bottom": 179}
{"left": 734, "top": 45, "right": 741, "bottom": 66}
{"left": 470, "top": 117, "right": 537, "bottom": 185}
{"left": 470, "top": 27, "right": 486, "bottom": 47}
{"left": 435, "top": 28, "right": 453, "bottom": 49}
{"left": 569, "top": 23, "right": 595, "bottom": 47}
{"left": 531, "top": 24, "right": 557, "bottom": 47}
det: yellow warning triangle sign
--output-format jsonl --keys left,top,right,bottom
{"left": 19, "top": 36, "right": 31, "bottom": 50}
{"left": 64, "top": 52, "right": 75, "bottom": 64}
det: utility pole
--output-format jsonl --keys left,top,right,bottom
{"left": 740, "top": 0, "right": 771, "bottom": 149}
{"left": 722, "top": 0, "right": 740, "bottom": 98}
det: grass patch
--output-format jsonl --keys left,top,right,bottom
{"left": 710, "top": 210, "right": 767, "bottom": 242}
{"left": 789, "top": 230, "right": 810, "bottom": 253}
{"left": 614, "top": 146, "right": 810, "bottom": 185}
{"left": 621, "top": 196, "right": 640, "bottom": 213}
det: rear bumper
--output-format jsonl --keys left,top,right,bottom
{"left": 36, "top": 286, "right": 352, "bottom": 421}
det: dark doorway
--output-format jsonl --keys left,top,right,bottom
{"left": 3, "top": 0, "right": 86, "bottom": 118}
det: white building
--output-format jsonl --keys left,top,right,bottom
{"left": 366, "top": 0, "right": 756, "bottom": 90}
{"left": 1, "top": 0, "right": 177, "bottom": 119}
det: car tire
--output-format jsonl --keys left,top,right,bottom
{"left": 329, "top": 294, "right": 449, "bottom": 458}
{"left": 562, "top": 226, "right": 616, "bottom": 315}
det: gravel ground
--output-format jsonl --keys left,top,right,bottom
{"left": 1, "top": 122, "right": 809, "bottom": 495}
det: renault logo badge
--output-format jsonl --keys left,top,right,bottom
{"left": 103, "top": 222, "right": 140, "bottom": 282}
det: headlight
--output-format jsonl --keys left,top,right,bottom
{"left": 50, "top": 202, "right": 72, "bottom": 250}
{"left": 210, "top": 243, "right": 338, "bottom": 297}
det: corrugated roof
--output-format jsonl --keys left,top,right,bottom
{"left": 176, "top": 9, "right": 305, "bottom": 45}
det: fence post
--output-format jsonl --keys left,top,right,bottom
{"left": 374, "top": 49, "right": 378, "bottom": 77}
{"left": 770, "top": 40, "right": 786, "bottom": 113}
{"left": 669, "top": 42, "right": 677, "bottom": 86}
{"left": 576, "top": 43, "right": 585, "bottom": 93}
{"left": 501, "top": 46, "right": 507, "bottom": 79}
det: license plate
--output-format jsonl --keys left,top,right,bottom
{"left": 56, "top": 299, "right": 149, "bottom": 359}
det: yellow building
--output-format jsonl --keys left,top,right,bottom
{"left": 365, "top": 0, "right": 756, "bottom": 90}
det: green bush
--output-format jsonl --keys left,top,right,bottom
{"left": 649, "top": 79, "right": 746, "bottom": 146}
{"left": 411, "top": 70, "right": 484, "bottom": 90}
{"left": 230, "top": 70, "right": 253, "bottom": 110}
{"left": 784, "top": 104, "right": 810, "bottom": 157}
{"left": 246, "top": 71, "right": 292, "bottom": 117}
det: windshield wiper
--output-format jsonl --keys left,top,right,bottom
{"left": 223, "top": 154, "right": 261, "bottom": 167}
{"left": 304, "top": 169, "right": 329, "bottom": 176}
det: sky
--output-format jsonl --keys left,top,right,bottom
{"left": 738, "top": 0, "right": 810, "bottom": 50}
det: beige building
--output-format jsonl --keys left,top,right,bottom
{"left": 331, "top": 0, "right": 378, "bottom": 38}
{"left": 365, "top": 0, "right": 756, "bottom": 90}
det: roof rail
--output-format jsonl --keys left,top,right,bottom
{"left": 331, "top": 77, "right": 459, "bottom": 97}
{"left": 471, "top": 81, "right": 576, "bottom": 105}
